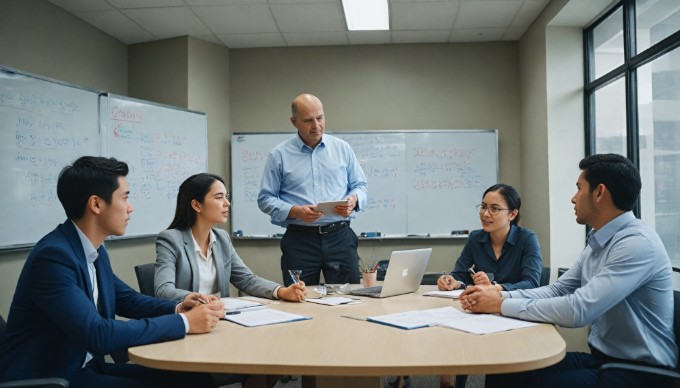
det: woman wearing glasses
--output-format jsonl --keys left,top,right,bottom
{"left": 437, "top": 183, "right": 542, "bottom": 292}
{"left": 435, "top": 183, "right": 542, "bottom": 388}
{"left": 154, "top": 173, "right": 306, "bottom": 303}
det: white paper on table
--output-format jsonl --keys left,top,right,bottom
{"left": 224, "top": 308, "right": 311, "bottom": 327}
{"left": 422, "top": 290, "right": 464, "bottom": 299}
{"left": 367, "top": 307, "right": 466, "bottom": 330}
{"left": 306, "top": 297, "right": 362, "bottom": 306}
{"left": 439, "top": 314, "right": 538, "bottom": 335}
{"left": 220, "top": 297, "right": 266, "bottom": 313}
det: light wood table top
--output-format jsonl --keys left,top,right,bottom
{"left": 129, "top": 286, "right": 565, "bottom": 385}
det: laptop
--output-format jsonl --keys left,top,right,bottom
{"left": 351, "top": 248, "right": 432, "bottom": 298}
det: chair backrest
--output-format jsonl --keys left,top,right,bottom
{"left": 540, "top": 266, "right": 551, "bottom": 287}
{"left": 674, "top": 290, "right": 680, "bottom": 370}
{"left": 134, "top": 263, "right": 156, "bottom": 297}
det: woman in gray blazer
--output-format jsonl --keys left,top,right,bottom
{"left": 155, "top": 173, "right": 306, "bottom": 302}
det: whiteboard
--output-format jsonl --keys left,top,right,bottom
{"left": 0, "top": 67, "right": 99, "bottom": 249}
{"left": 231, "top": 130, "right": 498, "bottom": 237}
{"left": 100, "top": 94, "right": 208, "bottom": 238}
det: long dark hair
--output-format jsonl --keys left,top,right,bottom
{"left": 483, "top": 183, "right": 522, "bottom": 225}
{"left": 168, "top": 173, "right": 225, "bottom": 229}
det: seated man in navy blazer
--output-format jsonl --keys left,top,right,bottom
{"left": 0, "top": 156, "right": 225, "bottom": 387}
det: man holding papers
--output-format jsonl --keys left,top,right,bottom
{"left": 258, "top": 93, "right": 367, "bottom": 286}
{"left": 460, "top": 154, "right": 677, "bottom": 388}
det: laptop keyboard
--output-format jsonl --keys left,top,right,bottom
{"left": 352, "top": 285, "right": 383, "bottom": 294}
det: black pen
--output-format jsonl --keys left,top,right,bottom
{"left": 225, "top": 311, "right": 241, "bottom": 315}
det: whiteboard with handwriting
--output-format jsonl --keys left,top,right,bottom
{"left": 0, "top": 68, "right": 99, "bottom": 249}
{"left": 0, "top": 67, "right": 207, "bottom": 250}
{"left": 231, "top": 130, "right": 498, "bottom": 237}
{"left": 101, "top": 94, "right": 207, "bottom": 239}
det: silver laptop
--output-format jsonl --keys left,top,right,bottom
{"left": 351, "top": 248, "right": 432, "bottom": 298}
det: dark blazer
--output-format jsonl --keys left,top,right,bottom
{"left": 0, "top": 221, "right": 185, "bottom": 382}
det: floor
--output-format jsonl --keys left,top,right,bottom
{"left": 224, "top": 374, "right": 486, "bottom": 387}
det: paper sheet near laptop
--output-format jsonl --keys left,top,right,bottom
{"left": 351, "top": 248, "right": 432, "bottom": 298}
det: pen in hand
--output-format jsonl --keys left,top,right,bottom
{"left": 442, "top": 271, "right": 451, "bottom": 285}
{"left": 468, "top": 264, "right": 476, "bottom": 276}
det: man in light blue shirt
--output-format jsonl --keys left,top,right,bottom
{"left": 258, "top": 94, "right": 367, "bottom": 286}
{"left": 460, "top": 154, "right": 677, "bottom": 387}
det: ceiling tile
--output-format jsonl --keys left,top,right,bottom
{"left": 122, "top": 7, "right": 212, "bottom": 39}
{"left": 449, "top": 27, "right": 505, "bottom": 42}
{"left": 47, "top": 0, "right": 114, "bottom": 13}
{"left": 192, "top": 5, "right": 278, "bottom": 34}
{"left": 283, "top": 31, "right": 349, "bottom": 46}
{"left": 76, "top": 10, "right": 155, "bottom": 44}
{"left": 502, "top": 25, "right": 525, "bottom": 41}
{"left": 392, "top": 30, "right": 449, "bottom": 44}
{"left": 217, "top": 33, "right": 287, "bottom": 48}
{"left": 347, "top": 31, "right": 392, "bottom": 45}
{"left": 510, "top": 0, "right": 549, "bottom": 28}
{"left": 271, "top": 3, "right": 345, "bottom": 33}
{"left": 194, "top": 34, "right": 222, "bottom": 45}
{"left": 391, "top": 2, "right": 459, "bottom": 30}
{"left": 185, "top": 0, "right": 266, "bottom": 5}
{"left": 107, "top": 0, "right": 184, "bottom": 8}
{"left": 455, "top": 0, "right": 523, "bottom": 29}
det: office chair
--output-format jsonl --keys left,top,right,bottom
{"left": 597, "top": 290, "right": 680, "bottom": 387}
{"left": 134, "top": 263, "right": 156, "bottom": 297}
{"left": 540, "top": 266, "right": 551, "bottom": 287}
{"left": 0, "top": 314, "right": 70, "bottom": 388}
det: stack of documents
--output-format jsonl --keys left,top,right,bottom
{"left": 367, "top": 306, "right": 538, "bottom": 334}
{"left": 422, "top": 290, "right": 464, "bottom": 299}
{"left": 220, "top": 297, "right": 266, "bottom": 313}
{"left": 224, "top": 308, "right": 311, "bottom": 327}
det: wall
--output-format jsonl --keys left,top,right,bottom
{"left": 0, "top": 0, "right": 128, "bottom": 316}
{"left": 228, "top": 43, "right": 521, "bottom": 282}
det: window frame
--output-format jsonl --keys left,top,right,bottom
{"left": 583, "top": 0, "right": 680, "bottom": 271}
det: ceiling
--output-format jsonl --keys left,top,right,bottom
{"left": 47, "top": 0, "right": 551, "bottom": 49}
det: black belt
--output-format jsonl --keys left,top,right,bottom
{"left": 287, "top": 221, "right": 349, "bottom": 235}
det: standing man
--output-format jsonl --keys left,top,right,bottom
{"left": 258, "top": 93, "right": 368, "bottom": 286}
{"left": 0, "top": 156, "right": 224, "bottom": 387}
{"left": 460, "top": 154, "right": 677, "bottom": 387}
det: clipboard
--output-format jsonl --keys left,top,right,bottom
{"left": 314, "top": 200, "right": 347, "bottom": 214}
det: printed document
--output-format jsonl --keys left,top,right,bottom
{"left": 224, "top": 308, "right": 310, "bottom": 327}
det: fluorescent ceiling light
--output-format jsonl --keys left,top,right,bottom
{"left": 342, "top": 0, "right": 389, "bottom": 31}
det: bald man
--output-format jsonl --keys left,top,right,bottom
{"left": 258, "top": 94, "right": 368, "bottom": 286}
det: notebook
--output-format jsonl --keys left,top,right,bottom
{"left": 351, "top": 248, "right": 432, "bottom": 298}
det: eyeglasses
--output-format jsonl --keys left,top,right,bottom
{"left": 476, "top": 204, "right": 510, "bottom": 215}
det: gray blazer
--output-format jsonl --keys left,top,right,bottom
{"left": 155, "top": 228, "right": 280, "bottom": 301}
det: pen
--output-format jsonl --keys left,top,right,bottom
{"left": 468, "top": 264, "right": 476, "bottom": 276}
{"left": 341, "top": 315, "right": 367, "bottom": 321}
{"left": 442, "top": 271, "right": 451, "bottom": 285}
{"left": 288, "top": 269, "right": 299, "bottom": 284}
{"left": 196, "top": 297, "right": 208, "bottom": 304}
{"left": 225, "top": 311, "right": 241, "bottom": 315}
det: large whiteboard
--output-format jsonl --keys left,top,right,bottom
{"left": 0, "top": 67, "right": 208, "bottom": 250}
{"left": 100, "top": 94, "right": 208, "bottom": 238}
{"left": 0, "top": 67, "right": 99, "bottom": 249}
{"left": 231, "top": 130, "right": 498, "bottom": 237}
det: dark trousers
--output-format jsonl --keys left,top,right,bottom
{"left": 281, "top": 226, "right": 360, "bottom": 286}
{"left": 70, "top": 361, "right": 216, "bottom": 388}
{"left": 485, "top": 351, "right": 672, "bottom": 388}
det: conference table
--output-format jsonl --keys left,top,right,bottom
{"left": 129, "top": 286, "right": 566, "bottom": 387}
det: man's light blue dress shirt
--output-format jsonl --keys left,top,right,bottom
{"left": 258, "top": 134, "right": 367, "bottom": 227}
{"left": 502, "top": 212, "right": 678, "bottom": 368}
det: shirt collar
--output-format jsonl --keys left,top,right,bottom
{"left": 294, "top": 133, "right": 326, "bottom": 151}
{"left": 478, "top": 223, "right": 518, "bottom": 246}
{"left": 587, "top": 211, "right": 635, "bottom": 251}
{"left": 192, "top": 229, "right": 216, "bottom": 253}
{"left": 71, "top": 220, "right": 99, "bottom": 264}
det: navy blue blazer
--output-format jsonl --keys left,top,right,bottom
{"left": 0, "top": 221, "right": 185, "bottom": 382}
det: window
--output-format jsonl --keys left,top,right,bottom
{"left": 585, "top": 0, "right": 680, "bottom": 269}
